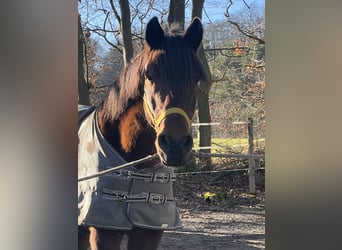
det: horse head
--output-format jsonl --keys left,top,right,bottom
{"left": 141, "top": 17, "right": 210, "bottom": 166}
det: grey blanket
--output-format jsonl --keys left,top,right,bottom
{"left": 78, "top": 105, "right": 181, "bottom": 230}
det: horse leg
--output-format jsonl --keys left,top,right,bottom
{"left": 89, "top": 226, "right": 124, "bottom": 250}
{"left": 127, "top": 227, "right": 163, "bottom": 250}
{"left": 78, "top": 226, "right": 90, "bottom": 250}
{"left": 89, "top": 227, "right": 99, "bottom": 250}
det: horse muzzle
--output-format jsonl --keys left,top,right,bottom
{"left": 156, "top": 133, "right": 193, "bottom": 166}
{"left": 143, "top": 94, "right": 193, "bottom": 166}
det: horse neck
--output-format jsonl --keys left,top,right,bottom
{"left": 97, "top": 99, "right": 157, "bottom": 164}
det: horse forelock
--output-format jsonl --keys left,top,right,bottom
{"left": 144, "top": 36, "right": 207, "bottom": 98}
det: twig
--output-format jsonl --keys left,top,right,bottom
{"left": 242, "top": 0, "right": 251, "bottom": 10}
{"left": 225, "top": 0, "right": 234, "bottom": 18}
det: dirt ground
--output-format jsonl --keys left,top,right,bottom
{"left": 158, "top": 165, "right": 265, "bottom": 250}
{"left": 159, "top": 204, "right": 265, "bottom": 250}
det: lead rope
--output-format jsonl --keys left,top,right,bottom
{"left": 78, "top": 154, "right": 158, "bottom": 182}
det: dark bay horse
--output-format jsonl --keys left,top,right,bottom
{"left": 78, "top": 17, "right": 210, "bottom": 250}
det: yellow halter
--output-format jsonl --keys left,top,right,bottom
{"left": 143, "top": 94, "right": 191, "bottom": 131}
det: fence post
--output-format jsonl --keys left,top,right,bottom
{"left": 247, "top": 117, "right": 256, "bottom": 194}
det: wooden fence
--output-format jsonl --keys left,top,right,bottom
{"left": 191, "top": 118, "right": 264, "bottom": 194}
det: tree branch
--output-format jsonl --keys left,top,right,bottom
{"left": 242, "top": 0, "right": 250, "bottom": 10}
{"left": 227, "top": 20, "right": 265, "bottom": 44}
{"left": 212, "top": 68, "right": 228, "bottom": 83}
{"left": 109, "top": 0, "right": 121, "bottom": 24}
{"left": 225, "top": 0, "right": 233, "bottom": 17}
{"left": 203, "top": 7, "right": 212, "bottom": 23}
{"left": 91, "top": 29, "right": 122, "bottom": 54}
{"left": 225, "top": 0, "right": 250, "bottom": 17}
{"left": 86, "top": 28, "right": 119, "bottom": 34}
{"left": 204, "top": 46, "right": 261, "bottom": 52}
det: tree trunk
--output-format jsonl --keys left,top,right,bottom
{"left": 192, "top": 0, "right": 212, "bottom": 169}
{"left": 78, "top": 14, "right": 90, "bottom": 106}
{"left": 119, "top": 0, "right": 134, "bottom": 65}
{"left": 167, "top": 0, "right": 185, "bottom": 31}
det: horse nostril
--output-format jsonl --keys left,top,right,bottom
{"left": 180, "top": 136, "right": 193, "bottom": 148}
{"left": 158, "top": 134, "right": 193, "bottom": 153}
{"left": 158, "top": 134, "right": 171, "bottom": 149}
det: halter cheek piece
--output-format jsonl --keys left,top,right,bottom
{"left": 143, "top": 93, "right": 191, "bottom": 132}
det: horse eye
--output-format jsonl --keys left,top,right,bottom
{"left": 195, "top": 77, "right": 201, "bottom": 89}
{"left": 196, "top": 77, "right": 206, "bottom": 94}
{"left": 145, "top": 69, "right": 153, "bottom": 82}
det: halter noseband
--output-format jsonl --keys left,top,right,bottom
{"left": 143, "top": 94, "right": 191, "bottom": 131}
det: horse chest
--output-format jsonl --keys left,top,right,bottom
{"left": 78, "top": 105, "right": 182, "bottom": 230}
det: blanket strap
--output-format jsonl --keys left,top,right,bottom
{"left": 102, "top": 189, "right": 174, "bottom": 204}
{"left": 107, "top": 170, "right": 176, "bottom": 183}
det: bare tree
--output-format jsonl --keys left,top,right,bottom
{"left": 78, "top": 14, "right": 90, "bottom": 105}
{"left": 109, "top": 0, "right": 134, "bottom": 65}
{"left": 192, "top": 0, "right": 212, "bottom": 169}
{"left": 167, "top": 0, "right": 185, "bottom": 30}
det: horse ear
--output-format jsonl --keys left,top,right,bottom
{"left": 183, "top": 17, "right": 203, "bottom": 52}
{"left": 145, "top": 17, "right": 164, "bottom": 49}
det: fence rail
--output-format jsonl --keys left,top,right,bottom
{"left": 192, "top": 118, "right": 264, "bottom": 194}
{"left": 193, "top": 152, "right": 264, "bottom": 159}
{"left": 176, "top": 167, "right": 265, "bottom": 176}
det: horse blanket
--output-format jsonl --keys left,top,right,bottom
{"left": 78, "top": 105, "right": 182, "bottom": 230}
